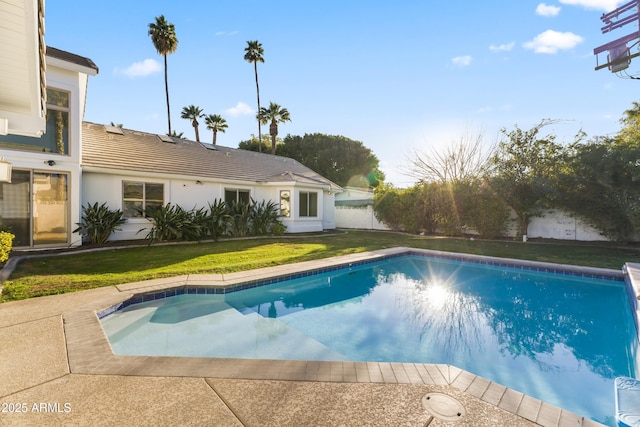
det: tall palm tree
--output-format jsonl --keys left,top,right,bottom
{"left": 204, "top": 114, "right": 228, "bottom": 145}
{"left": 181, "top": 105, "right": 204, "bottom": 142}
{"left": 148, "top": 15, "right": 178, "bottom": 135}
{"left": 244, "top": 40, "right": 264, "bottom": 152}
{"left": 259, "top": 102, "right": 291, "bottom": 155}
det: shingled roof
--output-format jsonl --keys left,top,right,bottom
{"left": 81, "top": 122, "right": 341, "bottom": 190}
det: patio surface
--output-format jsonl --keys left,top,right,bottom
{"left": 0, "top": 249, "right": 611, "bottom": 426}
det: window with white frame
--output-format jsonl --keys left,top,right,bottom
{"left": 122, "top": 181, "right": 164, "bottom": 218}
{"left": 299, "top": 191, "right": 318, "bottom": 217}
{"left": 225, "top": 188, "right": 250, "bottom": 205}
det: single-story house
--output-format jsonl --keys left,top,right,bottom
{"left": 0, "top": 4, "right": 341, "bottom": 249}
{"left": 81, "top": 122, "right": 341, "bottom": 241}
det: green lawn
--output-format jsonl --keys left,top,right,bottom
{"left": 1, "top": 230, "right": 639, "bottom": 302}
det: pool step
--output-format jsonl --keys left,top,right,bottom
{"left": 616, "top": 376, "right": 640, "bottom": 427}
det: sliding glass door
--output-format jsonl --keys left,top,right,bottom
{"left": 0, "top": 170, "right": 69, "bottom": 247}
{"left": 33, "top": 172, "right": 68, "bottom": 245}
{"left": 0, "top": 170, "right": 30, "bottom": 246}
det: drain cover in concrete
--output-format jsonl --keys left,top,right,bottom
{"left": 422, "top": 393, "right": 465, "bottom": 421}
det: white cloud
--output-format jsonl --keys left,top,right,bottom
{"left": 226, "top": 102, "right": 254, "bottom": 117}
{"left": 215, "top": 30, "right": 239, "bottom": 36}
{"left": 536, "top": 3, "right": 562, "bottom": 16}
{"left": 489, "top": 42, "right": 515, "bottom": 52}
{"left": 115, "top": 59, "right": 162, "bottom": 78}
{"left": 452, "top": 55, "right": 472, "bottom": 67}
{"left": 523, "top": 30, "right": 583, "bottom": 54}
{"left": 559, "top": 0, "right": 622, "bottom": 12}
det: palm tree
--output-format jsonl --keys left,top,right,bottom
{"left": 168, "top": 130, "right": 184, "bottom": 138}
{"left": 204, "top": 114, "right": 228, "bottom": 145}
{"left": 148, "top": 15, "right": 178, "bottom": 135}
{"left": 244, "top": 40, "right": 264, "bottom": 152}
{"left": 259, "top": 102, "right": 291, "bottom": 155}
{"left": 181, "top": 105, "right": 204, "bottom": 142}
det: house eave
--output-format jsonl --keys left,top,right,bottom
{"left": 0, "top": 110, "right": 45, "bottom": 137}
{"left": 46, "top": 55, "right": 99, "bottom": 76}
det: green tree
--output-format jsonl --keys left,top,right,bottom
{"left": 244, "top": 40, "right": 264, "bottom": 151}
{"left": 278, "top": 133, "right": 385, "bottom": 187}
{"left": 204, "top": 114, "right": 228, "bottom": 145}
{"left": 488, "top": 120, "right": 566, "bottom": 239}
{"left": 558, "top": 136, "right": 640, "bottom": 242}
{"left": 148, "top": 15, "right": 178, "bottom": 135}
{"left": 238, "top": 135, "right": 271, "bottom": 153}
{"left": 617, "top": 101, "right": 640, "bottom": 145}
{"left": 181, "top": 105, "right": 204, "bottom": 142}
{"left": 550, "top": 101, "right": 640, "bottom": 241}
{"left": 259, "top": 102, "right": 291, "bottom": 155}
{"left": 168, "top": 130, "right": 184, "bottom": 138}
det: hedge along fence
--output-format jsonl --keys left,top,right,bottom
{"left": 373, "top": 182, "right": 510, "bottom": 239}
{"left": 371, "top": 183, "right": 612, "bottom": 241}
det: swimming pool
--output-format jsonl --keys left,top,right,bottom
{"left": 100, "top": 251, "right": 637, "bottom": 426}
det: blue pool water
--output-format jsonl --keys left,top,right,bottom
{"left": 101, "top": 255, "right": 638, "bottom": 426}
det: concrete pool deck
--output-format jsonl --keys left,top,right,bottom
{"left": 0, "top": 247, "right": 618, "bottom": 426}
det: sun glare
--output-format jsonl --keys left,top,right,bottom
{"left": 424, "top": 279, "right": 451, "bottom": 310}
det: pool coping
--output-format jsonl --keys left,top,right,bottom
{"left": 64, "top": 247, "right": 626, "bottom": 426}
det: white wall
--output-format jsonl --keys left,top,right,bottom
{"left": 82, "top": 172, "right": 333, "bottom": 240}
{"left": 527, "top": 210, "right": 607, "bottom": 241}
{"left": 322, "top": 192, "right": 336, "bottom": 230}
{"left": 335, "top": 205, "right": 390, "bottom": 230}
{"left": 334, "top": 187, "right": 388, "bottom": 231}
{"left": 1, "top": 64, "right": 85, "bottom": 247}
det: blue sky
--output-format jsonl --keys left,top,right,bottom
{"left": 46, "top": 0, "right": 638, "bottom": 186}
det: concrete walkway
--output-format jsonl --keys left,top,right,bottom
{"left": 0, "top": 249, "right": 608, "bottom": 427}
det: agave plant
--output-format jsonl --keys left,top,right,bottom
{"left": 207, "top": 199, "right": 232, "bottom": 241}
{"left": 182, "top": 206, "right": 209, "bottom": 241}
{"left": 227, "top": 200, "right": 252, "bottom": 237}
{"left": 251, "top": 199, "right": 285, "bottom": 235}
{"left": 74, "top": 202, "right": 126, "bottom": 245}
{"left": 141, "top": 203, "right": 199, "bottom": 243}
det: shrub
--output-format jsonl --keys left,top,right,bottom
{"left": 73, "top": 202, "right": 125, "bottom": 245}
{"left": 182, "top": 206, "right": 209, "bottom": 241}
{"left": 141, "top": 203, "right": 197, "bottom": 243}
{"left": 466, "top": 187, "right": 509, "bottom": 238}
{"left": 0, "top": 231, "right": 14, "bottom": 263}
{"left": 227, "top": 200, "right": 252, "bottom": 237}
{"left": 251, "top": 199, "right": 285, "bottom": 235}
{"left": 141, "top": 198, "right": 287, "bottom": 243}
{"left": 206, "top": 199, "right": 232, "bottom": 241}
{"left": 373, "top": 184, "right": 404, "bottom": 230}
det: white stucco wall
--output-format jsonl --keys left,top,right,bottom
{"left": 82, "top": 171, "right": 333, "bottom": 240}
{"left": 280, "top": 188, "right": 326, "bottom": 233}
